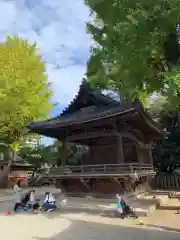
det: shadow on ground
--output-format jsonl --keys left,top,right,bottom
{"left": 151, "top": 190, "right": 177, "bottom": 195}
{"left": 146, "top": 224, "right": 180, "bottom": 233}
{"left": 33, "top": 219, "right": 179, "bottom": 240}
{"left": 41, "top": 207, "right": 121, "bottom": 219}
{"left": 158, "top": 205, "right": 180, "bottom": 211}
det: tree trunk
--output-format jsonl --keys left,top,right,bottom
{"left": 0, "top": 147, "right": 14, "bottom": 189}
{"left": 57, "top": 141, "right": 67, "bottom": 166}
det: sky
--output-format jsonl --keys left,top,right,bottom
{"left": 0, "top": 0, "right": 91, "bottom": 109}
{"left": 0, "top": 0, "right": 92, "bottom": 145}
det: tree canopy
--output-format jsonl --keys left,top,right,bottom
{"left": 53, "top": 140, "right": 88, "bottom": 166}
{"left": 147, "top": 96, "right": 180, "bottom": 172}
{"left": 152, "top": 110, "right": 180, "bottom": 173}
{"left": 19, "top": 144, "right": 57, "bottom": 168}
{"left": 85, "top": 0, "right": 180, "bottom": 107}
{"left": 19, "top": 141, "right": 88, "bottom": 168}
{"left": 0, "top": 36, "right": 53, "bottom": 145}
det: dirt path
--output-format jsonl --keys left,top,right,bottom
{"left": 144, "top": 198, "right": 180, "bottom": 231}
{"left": 0, "top": 194, "right": 179, "bottom": 240}
{"left": 0, "top": 211, "right": 179, "bottom": 240}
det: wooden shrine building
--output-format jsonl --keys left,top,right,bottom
{"left": 28, "top": 80, "right": 162, "bottom": 196}
{"left": 0, "top": 143, "right": 34, "bottom": 188}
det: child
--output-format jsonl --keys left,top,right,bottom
{"left": 13, "top": 191, "right": 31, "bottom": 212}
{"left": 32, "top": 199, "right": 40, "bottom": 212}
{"left": 13, "top": 183, "right": 20, "bottom": 193}
{"left": 116, "top": 193, "right": 138, "bottom": 219}
{"left": 42, "top": 192, "right": 57, "bottom": 212}
{"left": 116, "top": 193, "right": 124, "bottom": 218}
{"left": 28, "top": 190, "right": 36, "bottom": 210}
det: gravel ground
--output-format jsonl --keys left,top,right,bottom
{"left": 0, "top": 197, "right": 179, "bottom": 240}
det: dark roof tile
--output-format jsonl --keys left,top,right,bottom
{"left": 29, "top": 104, "right": 135, "bottom": 129}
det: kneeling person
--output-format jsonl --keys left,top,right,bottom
{"left": 43, "top": 192, "right": 57, "bottom": 212}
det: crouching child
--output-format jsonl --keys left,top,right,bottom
{"left": 116, "top": 193, "right": 138, "bottom": 219}
{"left": 42, "top": 192, "right": 57, "bottom": 212}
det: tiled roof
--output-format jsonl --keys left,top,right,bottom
{"left": 29, "top": 104, "right": 136, "bottom": 130}
{"left": 61, "top": 79, "right": 120, "bottom": 116}
{"left": 27, "top": 80, "right": 162, "bottom": 143}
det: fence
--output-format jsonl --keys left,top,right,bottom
{"left": 153, "top": 173, "right": 180, "bottom": 190}
{"left": 45, "top": 163, "right": 154, "bottom": 179}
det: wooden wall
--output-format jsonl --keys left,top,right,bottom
{"left": 81, "top": 144, "right": 118, "bottom": 165}
{"left": 80, "top": 137, "right": 151, "bottom": 166}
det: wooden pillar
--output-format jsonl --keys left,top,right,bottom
{"left": 61, "top": 141, "right": 67, "bottom": 166}
{"left": 137, "top": 144, "right": 153, "bottom": 164}
{"left": 137, "top": 144, "right": 144, "bottom": 164}
{"left": 148, "top": 144, "right": 153, "bottom": 165}
{"left": 117, "top": 134, "right": 124, "bottom": 163}
{"left": 90, "top": 146, "right": 94, "bottom": 165}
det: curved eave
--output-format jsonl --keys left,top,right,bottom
{"left": 27, "top": 109, "right": 162, "bottom": 145}
{"left": 27, "top": 107, "right": 136, "bottom": 131}
{"left": 140, "top": 111, "right": 162, "bottom": 136}
{"left": 138, "top": 107, "right": 163, "bottom": 138}
{"left": 131, "top": 99, "right": 163, "bottom": 137}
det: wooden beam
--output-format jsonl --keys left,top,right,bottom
{"left": 66, "top": 130, "right": 117, "bottom": 141}
{"left": 116, "top": 120, "right": 145, "bottom": 143}
{"left": 118, "top": 131, "right": 143, "bottom": 144}
{"left": 67, "top": 129, "right": 145, "bottom": 145}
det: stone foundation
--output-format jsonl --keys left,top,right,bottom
{"left": 55, "top": 176, "right": 152, "bottom": 198}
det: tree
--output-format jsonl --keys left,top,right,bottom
{"left": 20, "top": 141, "right": 88, "bottom": 169}
{"left": 54, "top": 140, "right": 88, "bottom": 166}
{"left": 85, "top": 0, "right": 180, "bottom": 108}
{"left": 149, "top": 96, "right": 180, "bottom": 173}
{"left": 0, "top": 36, "right": 53, "bottom": 143}
{"left": 149, "top": 95, "right": 168, "bottom": 123}
{"left": 0, "top": 36, "right": 53, "bottom": 186}
{"left": 19, "top": 144, "right": 57, "bottom": 168}
{"left": 152, "top": 112, "right": 180, "bottom": 173}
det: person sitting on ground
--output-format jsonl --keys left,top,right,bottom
{"left": 21, "top": 191, "right": 31, "bottom": 205}
{"left": 13, "top": 190, "right": 31, "bottom": 212}
{"left": 116, "top": 193, "right": 138, "bottom": 219}
{"left": 42, "top": 192, "right": 57, "bottom": 212}
{"left": 28, "top": 190, "right": 36, "bottom": 211}
{"left": 116, "top": 193, "right": 124, "bottom": 218}
{"left": 32, "top": 199, "right": 41, "bottom": 212}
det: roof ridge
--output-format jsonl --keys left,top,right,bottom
{"left": 61, "top": 79, "right": 120, "bottom": 116}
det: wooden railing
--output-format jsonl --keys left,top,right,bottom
{"left": 44, "top": 163, "right": 155, "bottom": 179}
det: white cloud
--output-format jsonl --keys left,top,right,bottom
{"left": 0, "top": 2, "right": 17, "bottom": 32}
{"left": 0, "top": 0, "right": 91, "bottom": 106}
{"left": 47, "top": 64, "right": 86, "bottom": 105}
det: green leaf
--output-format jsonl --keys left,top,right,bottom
{"left": 0, "top": 36, "right": 54, "bottom": 144}
{"left": 86, "top": 0, "right": 180, "bottom": 108}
